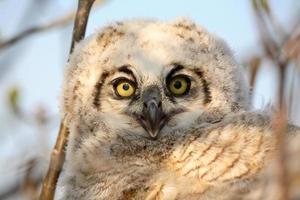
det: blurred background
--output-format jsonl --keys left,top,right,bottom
{"left": 0, "top": 0, "right": 299, "bottom": 199}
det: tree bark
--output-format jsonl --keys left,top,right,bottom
{"left": 39, "top": 1, "right": 96, "bottom": 200}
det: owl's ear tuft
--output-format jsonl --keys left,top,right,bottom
{"left": 170, "top": 17, "right": 210, "bottom": 43}
{"left": 171, "top": 17, "right": 198, "bottom": 31}
{"left": 171, "top": 17, "right": 195, "bottom": 26}
{"left": 96, "top": 25, "right": 125, "bottom": 51}
{"left": 60, "top": 35, "right": 104, "bottom": 127}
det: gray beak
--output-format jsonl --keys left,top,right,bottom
{"left": 140, "top": 86, "right": 165, "bottom": 139}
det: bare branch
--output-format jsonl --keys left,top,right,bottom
{"left": 0, "top": 13, "right": 72, "bottom": 50}
{"left": 283, "top": 25, "right": 300, "bottom": 63}
{"left": 0, "top": 159, "right": 42, "bottom": 200}
{"left": 39, "top": 124, "right": 69, "bottom": 200}
{"left": 39, "top": 0, "right": 96, "bottom": 200}
{"left": 70, "top": 0, "right": 95, "bottom": 52}
{"left": 248, "top": 56, "right": 261, "bottom": 88}
{"left": 0, "top": 0, "right": 105, "bottom": 51}
{"left": 251, "top": 1, "right": 295, "bottom": 199}
{"left": 274, "top": 61, "right": 289, "bottom": 200}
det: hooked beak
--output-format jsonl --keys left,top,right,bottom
{"left": 139, "top": 86, "right": 165, "bottom": 139}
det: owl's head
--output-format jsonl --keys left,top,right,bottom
{"left": 62, "top": 18, "right": 249, "bottom": 141}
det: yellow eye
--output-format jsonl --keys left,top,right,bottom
{"left": 115, "top": 81, "right": 135, "bottom": 97}
{"left": 168, "top": 76, "right": 190, "bottom": 96}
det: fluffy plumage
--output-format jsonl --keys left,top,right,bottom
{"left": 56, "top": 18, "right": 300, "bottom": 200}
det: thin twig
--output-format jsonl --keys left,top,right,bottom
{"left": 0, "top": 159, "right": 42, "bottom": 200}
{"left": 283, "top": 25, "right": 300, "bottom": 63}
{"left": 274, "top": 61, "right": 289, "bottom": 200}
{"left": 251, "top": 1, "right": 290, "bottom": 199}
{"left": 0, "top": 13, "right": 72, "bottom": 50}
{"left": 21, "top": 159, "right": 39, "bottom": 199}
{"left": 287, "top": 66, "right": 297, "bottom": 119}
{"left": 249, "top": 57, "right": 261, "bottom": 88}
{"left": 39, "top": 0, "right": 96, "bottom": 200}
{"left": 70, "top": 0, "right": 96, "bottom": 51}
{"left": 0, "top": 0, "right": 105, "bottom": 50}
{"left": 39, "top": 124, "right": 68, "bottom": 200}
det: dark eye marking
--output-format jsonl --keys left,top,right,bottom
{"left": 165, "top": 63, "right": 211, "bottom": 104}
{"left": 93, "top": 65, "right": 138, "bottom": 109}
{"left": 94, "top": 71, "right": 110, "bottom": 109}
{"left": 193, "top": 69, "right": 211, "bottom": 104}
{"left": 164, "top": 63, "right": 184, "bottom": 103}
{"left": 118, "top": 65, "right": 137, "bottom": 83}
{"left": 164, "top": 64, "right": 185, "bottom": 102}
{"left": 166, "top": 63, "right": 184, "bottom": 82}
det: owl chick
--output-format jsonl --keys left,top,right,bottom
{"left": 56, "top": 18, "right": 300, "bottom": 200}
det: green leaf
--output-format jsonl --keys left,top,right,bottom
{"left": 252, "top": 0, "right": 259, "bottom": 11}
{"left": 7, "top": 86, "right": 20, "bottom": 115}
{"left": 260, "top": 0, "right": 270, "bottom": 14}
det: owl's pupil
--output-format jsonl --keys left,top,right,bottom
{"left": 174, "top": 81, "right": 182, "bottom": 89}
{"left": 123, "top": 83, "right": 130, "bottom": 90}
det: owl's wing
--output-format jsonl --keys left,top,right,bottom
{"left": 159, "top": 111, "right": 300, "bottom": 199}
{"left": 228, "top": 123, "right": 300, "bottom": 200}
